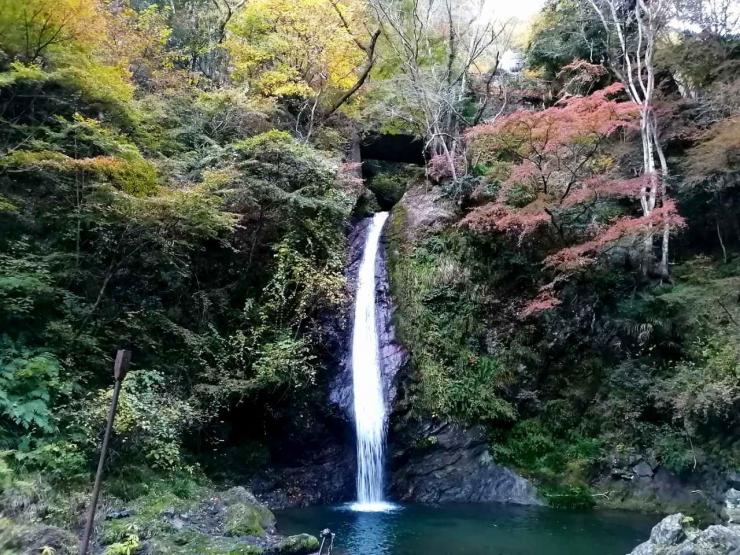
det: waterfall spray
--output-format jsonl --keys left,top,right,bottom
{"left": 350, "top": 211, "right": 394, "bottom": 512}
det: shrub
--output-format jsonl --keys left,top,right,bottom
{"left": 654, "top": 429, "right": 698, "bottom": 475}
{"left": 0, "top": 340, "right": 66, "bottom": 442}
{"left": 71, "top": 371, "right": 197, "bottom": 471}
{"left": 654, "top": 337, "right": 740, "bottom": 426}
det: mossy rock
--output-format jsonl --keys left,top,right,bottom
{"left": 148, "top": 530, "right": 264, "bottom": 554}
{"left": 100, "top": 491, "right": 196, "bottom": 545}
{"left": 352, "top": 190, "right": 382, "bottom": 218}
{"left": 0, "top": 518, "right": 78, "bottom": 555}
{"left": 224, "top": 502, "right": 275, "bottom": 537}
{"left": 268, "top": 534, "right": 320, "bottom": 555}
{"left": 367, "top": 175, "right": 407, "bottom": 209}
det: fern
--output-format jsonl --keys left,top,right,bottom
{"left": 0, "top": 338, "right": 65, "bottom": 439}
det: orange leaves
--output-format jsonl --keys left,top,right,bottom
{"left": 467, "top": 82, "right": 638, "bottom": 154}
{"left": 519, "top": 284, "right": 562, "bottom": 318}
{"left": 463, "top": 85, "right": 642, "bottom": 246}
{"left": 543, "top": 198, "right": 685, "bottom": 272}
{"left": 461, "top": 202, "right": 550, "bottom": 238}
{"left": 463, "top": 84, "right": 684, "bottom": 317}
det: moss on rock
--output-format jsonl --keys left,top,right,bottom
{"left": 224, "top": 502, "right": 275, "bottom": 537}
{"left": 148, "top": 530, "right": 265, "bottom": 554}
{"left": 0, "top": 518, "right": 78, "bottom": 555}
{"left": 268, "top": 533, "right": 320, "bottom": 555}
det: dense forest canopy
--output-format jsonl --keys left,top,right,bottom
{"left": 0, "top": 0, "right": 738, "bottom": 552}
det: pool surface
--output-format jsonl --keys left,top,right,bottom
{"left": 275, "top": 502, "right": 657, "bottom": 555}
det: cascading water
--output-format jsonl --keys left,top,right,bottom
{"left": 350, "top": 211, "right": 394, "bottom": 512}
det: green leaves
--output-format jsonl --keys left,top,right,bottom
{"left": 0, "top": 339, "right": 65, "bottom": 438}
{"left": 252, "top": 335, "right": 317, "bottom": 391}
{"left": 71, "top": 370, "right": 197, "bottom": 471}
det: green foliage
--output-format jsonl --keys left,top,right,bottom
{"left": 653, "top": 429, "right": 697, "bottom": 475}
{"left": 539, "top": 483, "right": 596, "bottom": 509}
{"left": 492, "top": 419, "right": 601, "bottom": 479}
{"left": 388, "top": 217, "right": 515, "bottom": 424}
{"left": 490, "top": 418, "right": 601, "bottom": 508}
{"left": 0, "top": 340, "right": 66, "bottom": 440}
{"left": 364, "top": 161, "right": 420, "bottom": 209}
{"left": 252, "top": 335, "right": 317, "bottom": 391}
{"left": 525, "top": 0, "right": 607, "bottom": 79}
{"left": 0, "top": 250, "right": 60, "bottom": 331}
{"left": 71, "top": 371, "right": 197, "bottom": 471}
{"left": 655, "top": 337, "right": 740, "bottom": 425}
{"left": 105, "top": 533, "right": 142, "bottom": 555}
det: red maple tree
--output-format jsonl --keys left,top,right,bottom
{"left": 462, "top": 83, "right": 683, "bottom": 316}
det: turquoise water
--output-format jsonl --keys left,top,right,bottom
{"left": 275, "top": 503, "right": 657, "bottom": 555}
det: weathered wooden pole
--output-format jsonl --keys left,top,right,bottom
{"left": 79, "top": 349, "right": 131, "bottom": 555}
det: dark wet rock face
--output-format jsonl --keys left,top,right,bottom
{"left": 594, "top": 449, "right": 733, "bottom": 517}
{"left": 251, "top": 445, "right": 354, "bottom": 509}
{"left": 389, "top": 421, "right": 540, "bottom": 505}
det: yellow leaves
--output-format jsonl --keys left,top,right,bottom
{"left": 590, "top": 154, "right": 615, "bottom": 173}
{"left": 1, "top": 150, "right": 157, "bottom": 196}
{"left": 225, "top": 0, "right": 366, "bottom": 98}
{"left": 256, "top": 68, "right": 315, "bottom": 98}
{"left": 0, "top": 0, "right": 107, "bottom": 62}
{"left": 0, "top": 0, "right": 136, "bottom": 107}
{"left": 103, "top": 2, "right": 176, "bottom": 87}
{"left": 56, "top": 55, "right": 135, "bottom": 104}
{"left": 684, "top": 116, "right": 740, "bottom": 184}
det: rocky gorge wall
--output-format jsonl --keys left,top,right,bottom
{"left": 255, "top": 176, "right": 733, "bottom": 520}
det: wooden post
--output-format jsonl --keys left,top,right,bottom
{"left": 79, "top": 349, "right": 131, "bottom": 555}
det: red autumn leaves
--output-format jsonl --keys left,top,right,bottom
{"left": 460, "top": 82, "right": 683, "bottom": 316}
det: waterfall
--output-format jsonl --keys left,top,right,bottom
{"left": 350, "top": 211, "right": 393, "bottom": 512}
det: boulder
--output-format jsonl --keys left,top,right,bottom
{"left": 650, "top": 513, "right": 688, "bottom": 545}
{"left": 627, "top": 513, "right": 740, "bottom": 555}
{"left": 634, "top": 461, "right": 656, "bottom": 478}
{"left": 223, "top": 486, "right": 262, "bottom": 506}
{"left": 724, "top": 489, "right": 740, "bottom": 524}
{"left": 224, "top": 502, "right": 276, "bottom": 537}
{"left": 0, "top": 519, "right": 77, "bottom": 555}
{"left": 390, "top": 421, "right": 540, "bottom": 505}
{"left": 267, "top": 533, "right": 320, "bottom": 554}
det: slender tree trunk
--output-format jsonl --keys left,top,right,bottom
{"left": 717, "top": 219, "right": 728, "bottom": 264}
{"left": 650, "top": 114, "right": 670, "bottom": 277}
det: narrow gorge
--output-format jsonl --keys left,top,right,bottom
{"left": 0, "top": 0, "right": 738, "bottom": 553}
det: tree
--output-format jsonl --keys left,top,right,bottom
{"left": 673, "top": 0, "right": 740, "bottom": 37}
{"left": 104, "top": 3, "right": 175, "bottom": 90}
{"left": 526, "top": 0, "right": 609, "bottom": 80}
{"left": 584, "top": 0, "right": 675, "bottom": 277}
{"left": 0, "top": 0, "right": 106, "bottom": 64}
{"left": 681, "top": 116, "right": 740, "bottom": 263}
{"left": 462, "top": 81, "right": 683, "bottom": 314}
{"left": 368, "top": 0, "right": 511, "bottom": 179}
{"left": 225, "top": 0, "right": 380, "bottom": 134}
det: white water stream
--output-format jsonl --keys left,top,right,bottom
{"left": 350, "top": 211, "right": 394, "bottom": 512}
